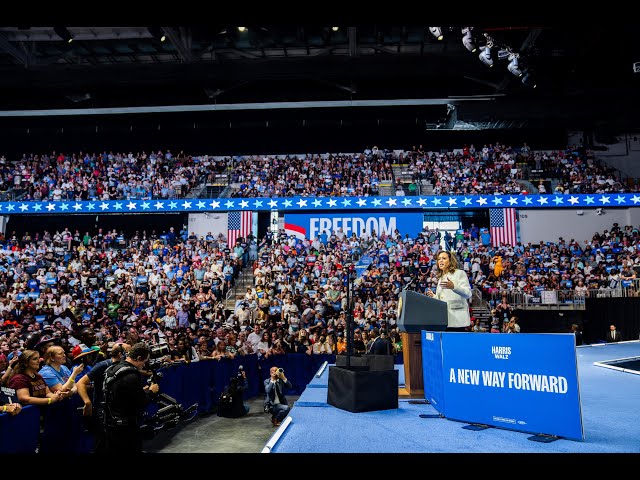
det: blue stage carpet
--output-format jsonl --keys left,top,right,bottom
{"left": 266, "top": 341, "right": 640, "bottom": 453}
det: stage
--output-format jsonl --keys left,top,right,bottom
{"left": 263, "top": 341, "right": 640, "bottom": 453}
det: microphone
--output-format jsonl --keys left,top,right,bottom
{"left": 403, "top": 277, "right": 417, "bottom": 291}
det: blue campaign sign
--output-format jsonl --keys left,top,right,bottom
{"left": 441, "top": 333, "right": 584, "bottom": 440}
{"left": 284, "top": 211, "right": 424, "bottom": 240}
{"left": 421, "top": 331, "right": 446, "bottom": 413}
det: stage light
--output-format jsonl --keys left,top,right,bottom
{"left": 507, "top": 53, "right": 523, "bottom": 77}
{"left": 148, "top": 27, "right": 166, "bottom": 42}
{"left": 54, "top": 26, "right": 73, "bottom": 44}
{"left": 429, "top": 27, "right": 443, "bottom": 41}
{"left": 479, "top": 44, "right": 493, "bottom": 67}
{"left": 462, "top": 28, "right": 476, "bottom": 52}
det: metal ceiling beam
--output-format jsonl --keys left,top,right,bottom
{"left": 162, "top": 27, "right": 193, "bottom": 62}
{"left": 0, "top": 32, "right": 34, "bottom": 67}
{"left": 520, "top": 28, "right": 542, "bottom": 52}
{"left": 0, "top": 27, "right": 153, "bottom": 42}
{"left": 0, "top": 98, "right": 496, "bottom": 117}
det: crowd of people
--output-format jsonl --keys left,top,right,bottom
{"left": 404, "top": 143, "right": 628, "bottom": 196}
{"left": 229, "top": 150, "right": 390, "bottom": 198}
{"left": 0, "top": 150, "right": 231, "bottom": 202}
{"left": 2, "top": 142, "right": 640, "bottom": 447}
{"left": 0, "top": 142, "right": 634, "bottom": 203}
{"left": 0, "top": 218, "right": 638, "bottom": 384}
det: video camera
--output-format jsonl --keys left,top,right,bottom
{"left": 147, "top": 342, "right": 170, "bottom": 369}
{"left": 140, "top": 392, "right": 198, "bottom": 439}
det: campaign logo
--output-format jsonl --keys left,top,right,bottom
{"left": 284, "top": 222, "right": 306, "bottom": 240}
{"left": 491, "top": 345, "right": 511, "bottom": 360}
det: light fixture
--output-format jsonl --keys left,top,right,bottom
{"left": 462, "top": 28, "right": 476, "bottom": 52}
{"left": 331, "top": 26, "right": 339, "bottom": 32}
{"left": 429, "top": 27, "right": 443, "bottom": 41}
{"left": 66, "top": 93, "right": 92, "bottom": 103}
{"left": 479, "top": 44, "right": 493, "bottom": 67}
{"left": 237, "top": 27, "right": 247, "bottom": 33}
{"left": 507, "top": 53, "right": 523, "bottom": 77}
{"left": 148, "top": 27, "right": 166, "bottom": 42}
{"left": 522, "top": 70, "right": 537, "bottom": 88}
{"left": 54, "top": 26, "right": 73, "bottom": 44}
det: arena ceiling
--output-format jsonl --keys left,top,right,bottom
{"left": 0, "top": 25, "right": 639, "bottom": 131}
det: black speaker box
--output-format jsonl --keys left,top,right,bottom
{"left": 327, "top": 366, "right": 398, "bottom": 413}
{"left": 335, "top": 354, "right": 395, "bottom": 371}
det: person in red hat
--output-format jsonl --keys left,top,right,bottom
{"left": 71, "top": 344, "right": 100, "bottom": 382}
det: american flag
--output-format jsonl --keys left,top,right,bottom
{"left": 227, "top": 211, "right": 252, "bottom": 246}
{"left": 489, "top": 208, "right": 517, "bottom": 247}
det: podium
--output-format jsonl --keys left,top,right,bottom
{"left": 396, "top": 290, "right": 447, "bottom": 397}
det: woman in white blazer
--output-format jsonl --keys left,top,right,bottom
{"left": 427, "top": 251, "right": 472, "bottom": 331}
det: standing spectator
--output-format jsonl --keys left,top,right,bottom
{"left": 367, "top": 328, "right": 392, "bottom": 355}
{"left": 606, "top": 324, "right": 621, "bottom": 343}
{"left": 39, "top": 345, "right": 83, "bottom": 394}
{"left": 7, "top": 350, "right": 66, "bottom": 406}
{"left": 571, "top": 324, "right": 584, "bottom": 346}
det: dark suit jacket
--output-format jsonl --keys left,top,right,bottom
{"left": 606, "top": 330, "right": 621, "bottom": 342}
{"left": 264, "top": 377, "right": 292, "bottom": 412}
{"left": 368, "top": 336, "right": 392, "bottom": 355}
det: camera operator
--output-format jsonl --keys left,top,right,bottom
{"left": 103, "top": 342, "right": 159, "bottom": 453}
{"left": 76, "top": 342, "right": 130, "bottom": 453}
{"left": 263, "top": 366, "right": 292, "bottom": 427}
{"left": 217, "top": 366, "right": 249, "bottom": 418}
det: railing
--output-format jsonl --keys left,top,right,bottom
{"left": 483, "top": 279, "right": 640, "bottom": 310}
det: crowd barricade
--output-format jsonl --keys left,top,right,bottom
{"left": 0, "top": 352, "right": 410, "bottom": 453}
{"left": 0, "top": 404, "right": 40, "bottom": 453}
{"left": 40, "top": 394, "right": 93, "bottom": 453}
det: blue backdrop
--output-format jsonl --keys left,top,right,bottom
{"left": 0, "top": 193, "right": 635, "bottom": 215}
{"left": 284, "top": 211, "right": 424, "bottom": 240}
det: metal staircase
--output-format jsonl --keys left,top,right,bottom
{"left": 471, "top": 288, "right": 493, "bottom": 331}
{"left": 224, "top": 263, "right": 255, "bottom": 312}
{"left": 420, "top": 179, "right": 434, "bottom": 195}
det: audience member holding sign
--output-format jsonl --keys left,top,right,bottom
{"left": 427, "top": 251, "right": 472, "bottom": 332}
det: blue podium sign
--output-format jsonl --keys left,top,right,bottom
{"left": 421, "top": 331, "right": 446, "bottom": 412}
{"left": 441, "top": 333, "right": 583, "bottom": 440}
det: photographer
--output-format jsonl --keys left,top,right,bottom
{"left": 217, "top": 367, "right": 249, "bottom": 418}
{"left": 103, "top": 342, "right": 159, "bottom": 453}
{"left": 76, "top": 343, "right": 129, "bottom": 453}
{"left": 263, "top": 366, "right": 292, "bottom": 427}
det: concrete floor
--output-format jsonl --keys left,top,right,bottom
{"left": 144, "top": 395, "right": 299, "bottom": 453}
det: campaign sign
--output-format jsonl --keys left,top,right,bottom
{"left": 440, "top": 333, "right": 583, "bottom": 440}
{"left": 284, "top": 212, "right": 423, "bottom": 240}
{"left": 421, "top": 331, "right": 446, "bottom": 413}
{"left": 1, "top": 386, "right": 16, "bottom": 404}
